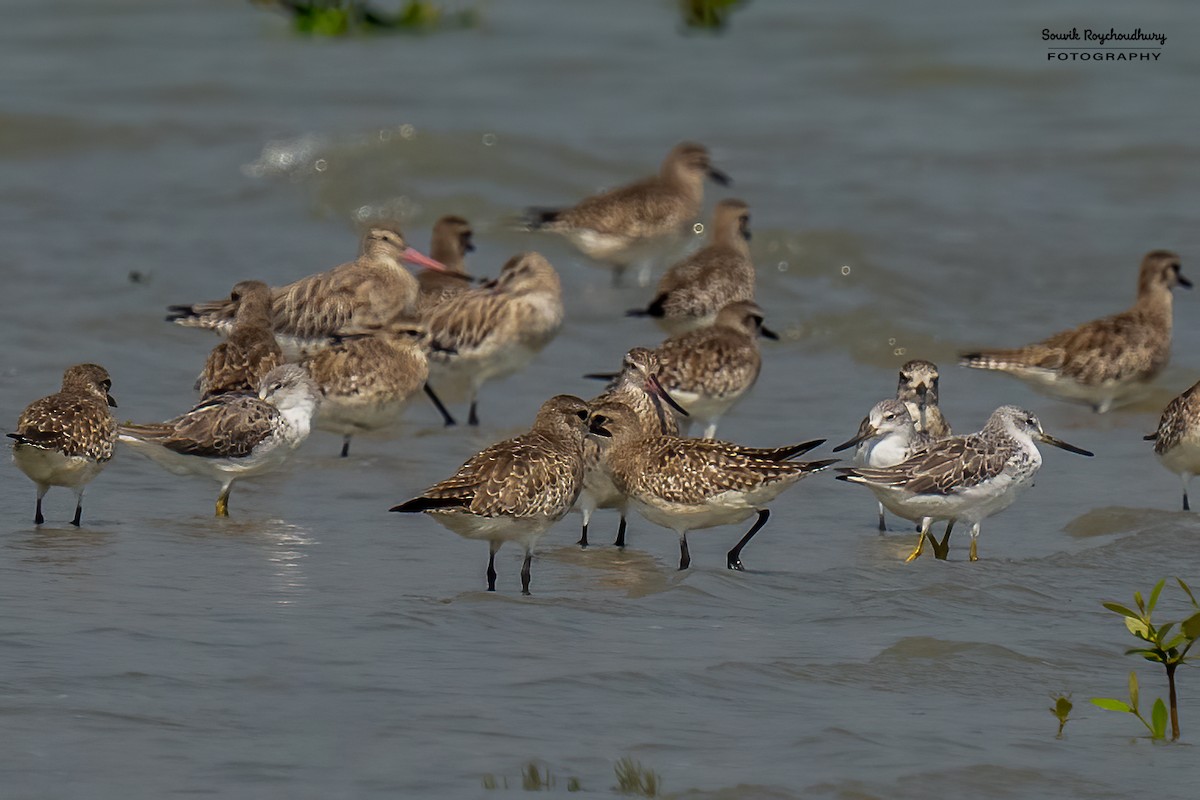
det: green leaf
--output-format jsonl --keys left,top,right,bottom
{"left": 1129, "top": 671, "right": 1140, "bottom": 710}
{"left": 1125, "top": 647, "right": 1166, "bottom": 662}
{"left": 1152, "top": 698, "right": 1168, "bottom": 739}
{"left": 1182, "top": 611, "right": 1200, "bottom": 640}
{"left": 1165, "top": 633, "right": 1188, "bottom": 651}
{"left": 1092, "top": 697, "right": 1133, "bottom": 713}
{"left": 1135, "top": 591, "right": 1146, "bottom": 614}
{"left": 1148, "top": 579, "right": 1165, "bottom": 616}
{"left": 1125, "top": 616, "right": 1152, "bottom": 639}
{"left": 1103, "top": 602, "right": 1141, "bottom": 619}
{"left": 1179, "top": 578, "right": 1198, "bottom": 608}
{"left": 1158, "top": 622, "right": 1176, "bottom": 642}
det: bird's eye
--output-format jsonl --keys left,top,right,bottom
{"left": 576, "top": 410, "right": 588, "bottom": 420}
{"left": 884, "top": 413, "right": 895, "bottom": 421}
{"left": 899, "top": 373, "right": 910, "bottom": 382}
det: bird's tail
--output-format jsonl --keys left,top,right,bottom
{"left": 390, "top": 496, "right": 468, "bottom": 513}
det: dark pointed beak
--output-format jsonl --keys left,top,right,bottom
{"left": 707, "top": 167, "right": 731, "bottom": 186}
{"left": 583, "top": 372, "right": 618, "bottom": 382}
{"left": 916, "top": 383, "right": 928, "bottom": 400}
{"left": 647, "top": 373, "right": 690, "bottom": 417}
{"left": 465, "top": 241, "right": 477, "bottom": 253}
{"left": 759, "top": 324, "right": 780, "bottom": 340}
{"left": 1178, "top": 273, "right": 1193, "bottom": 289}
{"left": 1040, "top": 432, "right": 1093, "bottom": 457}
{"left": 107, "top": 394, "right": 118, "bottom": 408}
{"left": 832, "top": 426, "right": 874, "bottom": 453}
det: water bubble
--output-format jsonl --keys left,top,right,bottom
{"left": 481, "top": 132, "right": 497, "bottom": 146}
{"left": 777, "top": 261, "right": 789, "bottom": 272}
{"left": 399, "top": 124, "right": 416, "bottom": 139}
{"left": 692, "top": 223, "right": 705, "bottom": 235}
{"left": 378, "top": 128, "right": 392, "bottom": 142}
{"left": 313, "top": 159, "right": 327, "bottom": 173}
{"left": 894, "top": 347, "right": 907, "bottom": 356}
{"left": 841, "top": 265, "right": 851, "bottom": 276}
{"left": 355, "top": 205, "right": 373, "bottom": 222}
{"left": 888, "top": 338, "right": 896, "bottom": 346}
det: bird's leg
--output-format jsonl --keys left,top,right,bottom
{"left": 34, "top": 486, "right": 47, "bottom": 525}
{"left": 904, "top": 518, "right": 932, "bottom": 562}
{"left": 1183, "top": 474, "right": 1191, "bottom": 511}
{"left": 702, "top": 422, "right": 718, "bottom": 440}
{"left": 578, "top": 508, "right": 590, "bottom": 548}
{"left": 878, "top": 502, "right": 887, "bottom": 533}
{"left": 487, "top": 542, "right": 499, "bottom": 592}
{"left": 340, "top": 435, "right": 352, "bottom": 458}
{"left": 215, "top": 483, "right": 233, "bottom": 518}
{"left": 468, "top": 399, "right": 480, "bottom": 427}
{"left": 520, "top": 549, "right": 533, "bottom": 596}
{"left": 423, "top": 383, "right": 457, "bottom": 427}
{"left": 71, "top": 489, "right": 84, "bottom": 527}
{"left": 614, "top": 515, "right": 627, "bottom": 548}
{"left": 929, "top": 520, "right": 955, "bottom": 560}
{"left": 968, "top": 523, "right": 981, "bottom": 562}
{"left": 728, "top": 509, "right": 769, "bottom": 571}
{"left": 678, "top": 533, "right": 691, "bottom": 570}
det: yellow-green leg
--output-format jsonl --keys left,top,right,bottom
{"left": 215, "top": 483, "right": 232, "bottom": 518}
{"left": 929, "top": 520, "right": 955, "bottom": 560}
{"left": 968, "top": 522, "right": 981, "bottom": 561}
{"left": 904, "top": 518, "right": 932, "bottom": 562}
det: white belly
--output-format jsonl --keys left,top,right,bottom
{"left": 12, "top": 446, "right": 107, "bottom": 489}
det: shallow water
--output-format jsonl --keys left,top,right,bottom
{"left": 4, "top": 1, "right": 1200, "bottom": 797}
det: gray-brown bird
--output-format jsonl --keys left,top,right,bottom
{"left": 195, "top": 280, "right": 284, "bottom": 400}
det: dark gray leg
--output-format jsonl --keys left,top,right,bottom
{"left": 678, "top": 533, "right": 691, "bottom": 570}
{"left": 71, "top": 500, "right": 83, "bottom": 527}
{"left": 34, "top": 496, "right": 45, "bottom": 526}
{"left": 614, "top": 516, "right": 627, "bottom": 548}
{"left": 578, "top": 520, "right": 589, "bottom": 549}
{"left": 728, "top": 509, "right": 769, "bottom": 571}
{"left": 340, "top": 435, "right": 351, "bottom": 458}
{"left": 424, "top": 383, "right": 456, "bottom": 427}
{"left": 486, "top": 542, "right": 499, "bottom": 591}
{"left": 520, "top": 550, "right": 533, "bottom": 596}
{"left": 468, "top": 400, "right": 480, "bottom": 427}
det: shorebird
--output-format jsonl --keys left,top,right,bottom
{"left": 195, "top": 280, "right": 284, "bottom": 400}
{"left": 415, "top": 215, "right": 475, "bottom": 314}
{"left": 1145, "top": 379, "right": 1200, "bottom": 510}
{"left": 390, "top": 394, "right": 592, "bottom": 595}
{"left": 626, "top": 199, "right": 755, "bottom": 335}
{"left": 524, "top": 141, "right": 731, "bottom": 285}
{"left": 118, "top": 364, "right": 320, "bottom": 517}
{"left": 302, "top": 323, "right": 432, "bottom": 457}
{"left": 961, "top": 250, "right": 1189, "bottom": 413}
{"left": 897, "top": 359, "right": 952, "bottom": 438}
{"left": 423, "top": 251, "right": 564, "bottom": 426}
{"left": 836, "top": 405, "right": 1093, "bottom": 562}
{"left": 167, "top": 223, "right": 455, "bottom": 360}
{"left": 654, "top": 299, "right": 776, "bottom": 439}
{"left": 587, "top": 401, "right": 833, "bottom": 571}
{"left": 8, "top": 364, "right": 118, "bottom": 526}
{"left": 576, "top": 347, "right": 690, "bottom": 548}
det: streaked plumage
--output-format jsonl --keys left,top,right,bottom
{"left": 896, "top": 359, "right": 952, "bottom": 438}
{"left": 655, "top": 299, "right": 772, "bottom": 439}
{"left": 8, "top": 364, "right": 118, "bottom": 526}
{"left": 167, "top": 224, "right": 452, "bottom": 359}
{"left": 588, "top": 402, "right": 833, "bottom": 571}
{"left": 118, "top": 364, "right": 320, "bottom": 517}
{"left": 576, "top": 347, "right": 688, "bottom": 548}
{"left": 627, "top": 199, "right": 754, "bottom": 335}
{"left": 524, "top": 142, "right": 730, "bottom": 284}
{"left": 837, "top": 405, "right": 1092, "bottom": 562}
{"left": 391, "top": 395, "right": 592, "bottom": 594}
{"left": 303, "top": 324, "right": 431, "bottom": 457}
{"left": 1146, "top": 379, "right": 1200, "bottom": 510}
{"left": 424, "top": 252, "right": 564, "bottom": 426}
{"left": 415, "top": 215, "right": 475, "bottom": 314}
{"left": 961, "top": 251, "right": 1189, "bottom": 413}
{"left": 196, "top": 280, "right": 284, "bottom": 400}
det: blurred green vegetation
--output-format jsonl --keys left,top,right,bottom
{"left": 252, "top": 0, "right": 480, "bottom": 35}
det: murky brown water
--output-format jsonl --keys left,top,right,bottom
{"left": 4, "top": 1, "right": 1200, "bottom": 797}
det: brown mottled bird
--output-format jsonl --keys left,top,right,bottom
{"left": 415, "top": 215, "right": 475, "bottom": 314}
{"left": 1146, "top": 379, "right": 1200, "bottom": 510}
{"left": 587, "top": 401, "right": 832, "bottom": 571}
{"left": 8, "top": 364, "right": 118, "bottom": 526}
{"left": 627, "top": 199, "right": 755, "bottom": 334}
{"left": 167, "top": 223, "right": 455, "bottom": 359}
{"left": 961, "top": 250, "right": 1189, "bottom": 413}
{"left": 895, "top": 359, "right": 952, "bottom": 438}
{"left": 391, "top": 395, "right": 592, "bottom": 595}
{"left": 525, "top": 141, "right": 731, "bottom": 285}
{"left": 655, "top": 299, "right": 776, "bottom": 439}
{"left": 195, "top": 280, "right": 284, "bottom": 400}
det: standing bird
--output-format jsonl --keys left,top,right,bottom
{"left": 390, "top": 395, "right": 592, "bottom": 595}
{"left": 836, "top": 406, "right": 1093, "bottom": 562}
{"left": 302, "top": 323, "right": 432, "bottom": 457}
{"left": 423, "top": 252, "right": 564, "bottom": 426}
{"left": 118, "top": 364, "right": 320, "bottom": 517}
{"left": 654, "top": 299, "right": 775, "bottom": 439}
{"left": 626, "top": 199, "right": 754, "bottom": 334}
{"left": 576, "top": 347, "right": 690, "bottom": 548}
{"left": 961, "top": 251, "right": 1189, "bottom": 413}
{"left": 415, "top": 215, "right": 475, "bottom": 314}
{"left": 8, "top": 364, "right": 118, "bottom": 526}
{"left": 1145, "top": 379, "right": 1200, "bottom": 510}
{"left": 167, "top": 223, "right": 455, "bottom": 359}
{"left": 195, "top": 280, "right": 284, "bottom": 400}
{"left": 896, "top": 359, "right": 952, "bottom": 438}
{"left": 587, "top": 402, "right": 833, "bottom": 571}
{"left": 524, "top": 141, "right": 731, "bottom": 285}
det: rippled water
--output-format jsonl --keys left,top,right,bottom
{"left": 4, "top": 1, "right": 1200, "bottom": 797}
